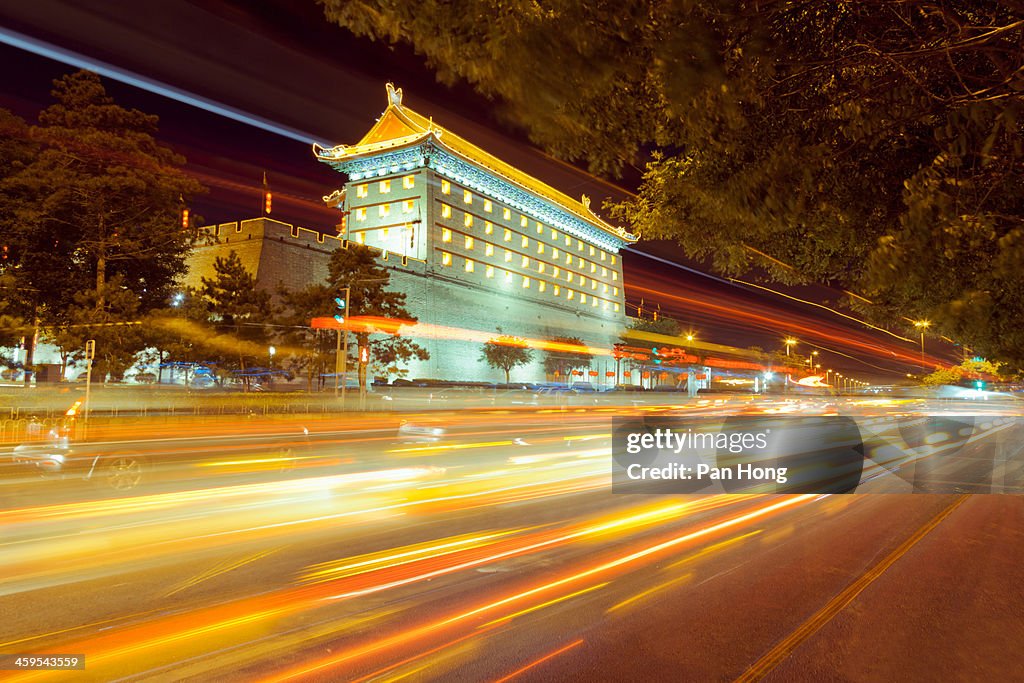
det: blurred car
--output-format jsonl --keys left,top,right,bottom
{"left": 9, "top": 416, "right": 312, "bottom": 492}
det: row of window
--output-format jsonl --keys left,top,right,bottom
{"left": 353, "top": 199, "right": 417, "bottom": 220}
{"left": 439, "top": 200, "right": 614, "bottom": 263}
{"left": 439, "top": 227, "right": 619, "bottom": 282}
{"left": 440, "top": 248, "right": 619, "bottom": 296}
{"left": 439, "top": 251, "right": 621, "bottom": 312}
{"left": 355, "top": 175, "right": 416, "bottom": 198}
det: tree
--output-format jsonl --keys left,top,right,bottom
{"left": 320, "top": 2, "right": 1024, "bottom": 368}
{"left": 1, "top": 70, "right": 204, "bottom": 379}
{"left": 542, "top": 336, "right": 591, "bottom": 383}
{"left": 198, "top": 251, "right": 273, "bottom": 389}
{"left": 276, "top": 282, "right": 338, "bottom": 392}
{"left": 325, "top": 244, "right": 428, "bottom": 392}
{"left": 923, "top": 358, "right": 1004, "bottom": 386}
{"left": 480, "top": 328, "right": 534, "bottom": 386}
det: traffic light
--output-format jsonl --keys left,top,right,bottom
{"left": 651, "top": 347, "right": 662, "bottom": 364}
{"left": 264, "top": 191, "right": 272, "bottom": 214}
{"left": 359, "top": 346, "right": 370, "bottom": 364}
{"left": 181, "top": 207, "right": 189, "bottom": 229}
{"left": 334, "top": 295, "right": 346, "bottom": 325}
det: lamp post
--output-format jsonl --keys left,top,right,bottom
{"left": 268, "top": 345, "right": 276, "bottom": 388}
{"left": 784, "top": 338, "right": 797, "bottom": 357}
{"left": 913, "top": 320, "right": 930, "bottom": 364}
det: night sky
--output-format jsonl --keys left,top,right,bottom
{"left": 0, "top": 0, "right": 958, "bottom": 377}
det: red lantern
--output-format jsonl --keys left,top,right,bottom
{"left": 589, "top": 371, "right": 598, "bottom": 377}
{"left": 641, "top": 372, "right": 650, "bottom": 379}
{"left": 605, "top": 371, "right": 615, "bottom": 377}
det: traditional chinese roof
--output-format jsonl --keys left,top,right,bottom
{"left": 314, "top": 84, "right": 637, "bottom": 249}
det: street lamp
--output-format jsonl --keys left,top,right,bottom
{"left": 268, "top": 345, "right": 276, "bottom": 388}
{"left": 913, "top": 320, "right": 930, "bottom": 364}
{"left": 784, "top": 338, "right": 797, "bottom": 356}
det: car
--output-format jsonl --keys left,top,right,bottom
{"left": 9, "top": 416, "right": 313, "bottom": 493}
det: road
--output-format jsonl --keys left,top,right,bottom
{"left": 1, "top": 394, "right": 1022, "bottom": 681}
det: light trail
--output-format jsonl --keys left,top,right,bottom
{"left": 0, "top": 27, "right": 326, "bottom": 145}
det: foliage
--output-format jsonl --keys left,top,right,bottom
{"left": 923, "top": 358, "right": 1004, "bottom": 385}
{"left": 480, "top": 328, "right": 534, "bottom": 385}
{"left": 319, "top": 1, "right": 1024, "bottom": 367}
{"left": 51, "top": 275, "right": 146, "bottom": 381}
{"left": 197, "top": 251, "right": 273, "bottom": 388}
{"left": 0, "top": 70, "right": 204, "bottom": 377}
{"left": 276, "top": 283, "right": 338, "bottom": 391}
{"left": 324, "top": 244, "right": 428, "bottom": 391}
{"left": 542, "top": 335, "right": 591, "bottom": 380}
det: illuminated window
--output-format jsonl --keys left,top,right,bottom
{"left": 553, "top": 266, "right": 560, "bottom": 278}
{"left": 554, "top": 285, "right": 561, "bottom": 296}
{"left": 579, "top": 276, "right": 586, "bottom": 288}
{"left": 403, "top": 175, "right": 415, "bottom": 189}
{"left": 380, "top": 179, "right": 391, "bottom": 194}
{"left": 355, "top": 207, "right": 367, "bottom": 221}
{"left": 538, "top": 262, "right": 545, "bottom": 273}
{"left": 591, "top": 280, "right": 597, "bottom": 290}
{"left": 567, "top": 290, "right": 575, "bottom": 300}
{"left": 581, "top": 293, "right": 587, "bottom": 304}
{"left": 463, "top": 189, "right": 472, "bottom": 204}
{"left": 539, "top": 281, "right": 546, "bottom": 292}
{"left": 503, "top": 208, "right": 511, "bottom": 220}
{"left": 565, "top": 252, "right": 572, "bottom": 264}
{"left": 565, "top": 235, "right": 571, "bottom": 246}
{"left": 485, "top": 221, "right": 493, "bottom": 235}
{"left": 522, "top": 276, "right": 530, "bottom": 288}
{"left": 504, "top": 271, "right": 512, "bottom": 282}
{"left": 551, "top": 228, "right": 557, "bottom": 240}
{"left": 442, "top": 228, "right": 452, "bottom": 242}
{"left": 465, "top": 259, "right": 474, "bottom": 273}
{"left": 516, "top": 216, "right": 525, "bottom": 228}
{"left": 464, "top": 212, "right": 473, "bottom": 228}
{"left": 600, "top": 251, "right": 607, "bottom": 261}
{"left": 613, "top": 287, "right": 619, "bottom": 296}
{"left": 567, "top": 273, "right": 574, "bottom": 283}
{"left": 601, "top": 267, "right": 608, "bottom": 277}
{"left": 603, "top": 302, "right": 609, "bottom": 311}
{"left": 536, "top": 222, "right": 543, "bottom": 235}
{"left": 552, "top": 248, "right": 559, "bottom": 260}
{"left": 603, "top": 284, "right": 609, "bottom": 293}
{"left": 378, "top": 204, "right": 391, "bottom": 218}
{"left": 504, "top": 228, "right": 512, "bottom": 242}
{"left": 504, "top": 250, "right": 513, "bottom": 263}
{"left": 356, "top": 184, "right": 368, "bottom": 198}
{"left": 521, "top": 255, "right": 530, "bottom": 268}
{"left": 465, "top": 235, "right": 474, "bottom": 249}
{"left": 578, "top": 240, "right": 584, "bottom": 251}
{"left": 486, "top": 265, "right": 494, "bottom": 278}
{"left": 441, "top": 204, "right": 452, "bottom": 218}
{"left": 589, "top": 245, "right": 595, "bottom": 256}
{"left": 521, "top": 236, "right": 529, "bottom": 248}
{"left": 537, "top": 243, "right": 544, "bottom": 254}
{"left": 441, "top": 179, "right": 451, "bottom": 195}
{"left": 590, "top": 263, "right": 596, "bottom": 273}
{"left": 614, "top": 302, "right": 620, "bottom": 312}
{"left": 485, "top": 243, "right": 494, "bottom": 256}
{"left": 441, "top": 251, "right": 452, "bottom": 266}
{"left": 612, "top": 271, "right": 618, "bottom": 281}
{"left": 355, "top": 232, "right": 365, "bottom": 244}
{"left": 403, "top": 199, "right": 415, "bottom": 213}
{"left": 578, "top": 257, "right": 584, "bottom": 267}
{"left": 484, "top": 199, "right": 492, "bottom": 213}
{"left": 381, "top": 228, "right": 389, "bottom": 240}
{"left": 592, "top": 297, "right": 598, "bottom": 307}
{"left": 611, "top": 255, "right": 617, "bottom": 265}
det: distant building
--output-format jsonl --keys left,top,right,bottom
{"left": 185, "top": 84, "right": 637, "bottom": 383}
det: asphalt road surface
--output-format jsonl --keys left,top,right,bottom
{"left": 1, "top": 395, "right": 1022, "bottom": 681}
